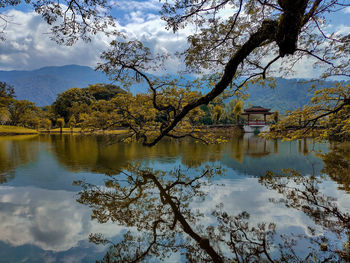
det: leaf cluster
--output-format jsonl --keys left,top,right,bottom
{"left": 267, "top": 83, "right": 350, "bottom": 141}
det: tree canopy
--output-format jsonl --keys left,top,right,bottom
{"left": 0, "top": 0, "right": 118, "bottom": 44}
{"left": 1, "top": 1, "right": 349, "bottom": 143}
{"left": 0, "top": 82, "right": 15, "bottom": 99}
{"left": 52, "top": 87, "right": 95, "bottom": 122}
{"left": 267, "top": 83, "right": 350, "bottom": 141}
{"left": 1, "top": 2, "right": 350, "bottom": 260}
{"left": 96, "top": 0, "right": 350, "bottom": 145}
{"left": 85, "top": 83, "right": 125, "bottom": 101}
{"left": 76, "top": 161, "right": 350, "bottom": 262}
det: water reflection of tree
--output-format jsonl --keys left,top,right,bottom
{"left": 321, "top": 144, "right": 350, "bottom": 193}
{"left": 0, "top": 135, "right": 39, "bottom": 184}
{"left": 297, "top": 138, "right": 310, "bottom": 156}
{"left": 244, "top": 134, "right": 271, "bottom": 158}
{"left": 49, "top": 134, "right": 286, "bottom": 174}
{"left": 76, "top": 160, "right": 350, "bottom": 262}
{"left": 260, "top": 169, "right": 350, "bottom": 261}
{"left": 49, "top": 135, "right": 244, "bottom": 173}
{"left": 76, "top": 166, "right": 277, "bottom": 263}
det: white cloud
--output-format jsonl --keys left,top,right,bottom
{"left": 0, "top": 8, "right": 189, "bottom": 75}
{"left": 190, "top": 176, "right": 350, "bottom": 258}
{"left": 1, "top": 178, "right": 344, "bottom": 259}
{"left": 0, "top": 186, "right": 123, "bottom": 252}
{"left": 343, "top": 6, "right": 350, "bottom": 14}
{"left": 0, "top": 10, "right": 113, "bottom": 71}
{"left": 111, "top": 0, "right": 161, "bottom": 12}
{"left": 193, "top": 178, "right": 322, "bottom": 233}
{"left": 336, "top": 24, "right": 350, "bottom": 35}
{"left": 1, "top": 4, "right": 345, "bottom": 79}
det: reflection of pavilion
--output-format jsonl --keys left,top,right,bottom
{"left": 243, "top": 133, "right": 271, "bottom": 157}
{"left": 241, "top": 106, "right": 272, "bottom": 133}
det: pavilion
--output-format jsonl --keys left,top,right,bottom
{"left": 241, "top": 106, "right": 273, "bottom": 133}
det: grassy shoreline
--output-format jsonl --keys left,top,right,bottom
{"left": 1, "top": 125, "right": 243, "bottom": 137}
{"left": 0, "top": 125, "right": 129, "bottom": 136}
{"left": 0, "top": 125, "right": 38, "bottom": 135}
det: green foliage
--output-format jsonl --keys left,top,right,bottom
{"left": 233, "top": 100, "right": 244, "bottom": 124}
{"left": 0, "top": 82, "right": 15, "bottom": 99}
{"left": 212, "top": 105, "right": 223, "bottom": 124}
{"left": 0, "top": 82, "right": 16, "bottom": 125}
{"left": 327, "top": 105, "right": 350, "bottom": 142}
{"left": 85, "top": 83, "right": 125, "bottom": 101}
{"left": 68, "top": 115, "right": 76, "bottom": 129}
{"left": 53, "top": 88, "right": 95, "bottom": 122}
{"left": 0, "top": 107, "right": 9, "bottom": 125}
{"left": 41, "top": 105, "right": 56, "bottom": 123}
{"left": 198, "top": 105, "right": 213, "bottom": 125}
{"left": 41, "top": 118, "right": 52, "bottom": 130}
{"left": 268, "top": 83, "right": 350, "bottom": 142}
{"left": 56, "top": 118, "right": 65, "bottom": 129}
{"left": 51, "top": 84, "right": 125, "bottom": 128}
{"left": 7, "top": 99, "right": 39, "bottom": 127}
{"left": 79, "top": 99, "right": 120, "bottom": 131}
{"left": 0, "top": 83, "right": 51, "bottom": 129}
{"left": 95, "top": 0, "right": 350, "bottom": 145}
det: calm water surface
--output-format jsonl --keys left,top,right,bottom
{"left": 0, "top": 134, "right": 349, "bottom": 262}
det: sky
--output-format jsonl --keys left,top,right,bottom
{"left": 0, "top": 0, "right": 349, "bottom": 79}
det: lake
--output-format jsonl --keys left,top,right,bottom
{"left": 0, "top": 134, "right": 349, "bottom": 262}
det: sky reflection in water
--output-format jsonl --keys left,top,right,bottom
{"left": 0, "top": 134, "right": 348, "bottom": 262}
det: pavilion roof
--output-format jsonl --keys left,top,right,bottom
{"left": 241, "top": 106, "right": 272, "bottom": 115}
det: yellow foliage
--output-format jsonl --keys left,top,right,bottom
{"left": 266, "top": 83, "right": 350, "bottom": 142}
{"left": 0, "top": 125, "right": 38, "bottom": 135}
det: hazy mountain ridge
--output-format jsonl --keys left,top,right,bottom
{"left": 244, "top": 78, "right": 339, "bottom": 112}
{"left": 0, "top": 65, "right": 110, "bottom": 106}
{"left": 0, "top": 65, "right": 340, "bottom": 111}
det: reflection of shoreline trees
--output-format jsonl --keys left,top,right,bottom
{"left": 244, "top": 134, "right": 271, "bottom": 157}
{"left": 0, "top": 135, "right": 39, "bottom": 184}
{"left": 260, "top": 169, "right": 350, "bottom": 261}
{"left": 0, "top": 134, "right": 327, "bottom": 183}
{"left": 49, "top": 135, "right": 229, "bottom": 172}
{"left": 76, "top": 166, "right": 278, "bottom": 263}
{"left": 48, "top": 135, "right": 286, "bottom": 173}
{"left": 76, "top": 162, "right": 350, "bottom": 262}
{"left": 321, "top": 144, "right": 350, "bottom": 193}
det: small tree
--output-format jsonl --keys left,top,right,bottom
{"left": 212, "top": 105, "right": 223, "bottom": 124}
{"left": 68, "top": 115, "right": 76, "bottom": 133}
{"left": 41, "top": 118, "right": 52, "bottom": 132}
{"left": 0, "top": 107, "right": 9, "bottom": 125}
{"left": 0, "top": 82, "right": 15, "bottom": 99}
{"left": 56, "top": 118, "right": 65, "bottom": 134}
{"left": 233, "top": 101, "right": 244, "bottom": 124}
{"left": 273, "top": 111, "right": 279, "bottom": 123}
{"left": 32, "top": 117, "right": 41, "bottom": 130}
{"left": 7, "top": 100, "right": 37, "bottom": 126}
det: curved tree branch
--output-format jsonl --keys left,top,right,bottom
{"left": 143, "top": 20, "right": 278, "bottom": 146}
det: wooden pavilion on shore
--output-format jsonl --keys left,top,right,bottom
{"left": 241, "top": 106, "right": 273, "bottom": 126}
{"left": 241, "top": 106, "right": 273, "bottom": 132}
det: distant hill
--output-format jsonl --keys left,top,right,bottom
{"left": 0, "top": 65, "right": 112, "bottom": 106}
{"left": 0, "top": 65, "right": 341, "bottom": 111}
{"left": 244, "top": 78, "right": 339, "bottom": 113}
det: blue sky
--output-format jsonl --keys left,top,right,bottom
{"left": 0, "top": 0, "right": 349, "bottom": 79}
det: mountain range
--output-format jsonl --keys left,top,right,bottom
{"left": 244, "top": 78, "right": 338, "bottom": 112}
{"left": 0, "top": 65, "right": 111, "bottom": 106}
{"left": 0, "top": 65, "right": 340, "bottom": 111}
